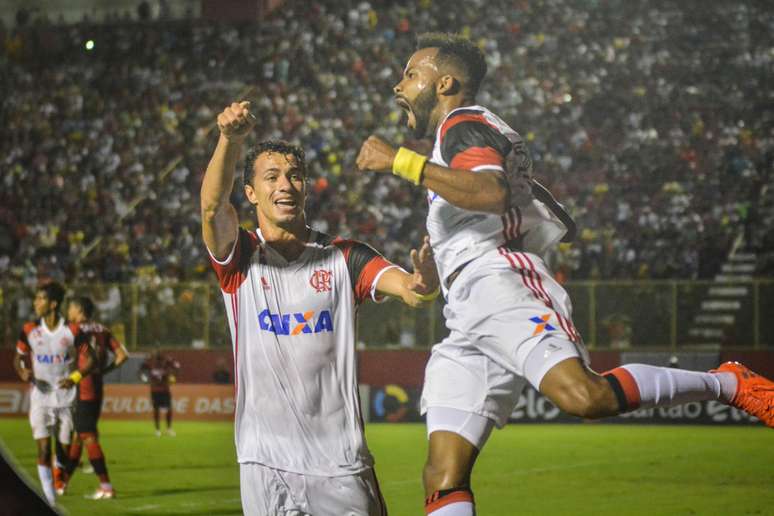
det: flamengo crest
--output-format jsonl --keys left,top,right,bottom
{"left": 310, "top": 269, "right": 332, "bottom": 293}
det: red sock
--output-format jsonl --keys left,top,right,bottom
{"left": 67, "top": 440, "right": 82, "bottom": 476}
{"left": 85, "top": 439, "right": 110, "bottom": 484}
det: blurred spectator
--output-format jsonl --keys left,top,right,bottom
{"left": 1, "top": 1, "right": 771, "bottom": 285}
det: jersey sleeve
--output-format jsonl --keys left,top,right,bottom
{"left": 333, "top": 239, "right": 398, "bottom": 304}
{"left": 208, "top": 227, "right": 259, "bottom": 293}
{"left": 16, "top": 323, "right": 34, "bottom": 354}
{"left": 440, "top": 112, "right": 512, "bottom": 171}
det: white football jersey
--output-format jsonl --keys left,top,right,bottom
{"left": 427, "top": 105, "right": 567, "bottom": 289}
{"left": 209, "top": 228, "right": 396, "bottom": 477}
{"left": 16, "top": 318, "right": 79, "bottom": 408}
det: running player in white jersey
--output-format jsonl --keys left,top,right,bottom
{"left": 356, "top": 32, "right": 774, "bottom": 515}
{"left": 13, "top": 282, "right": 95, "bottom": 506}
{"left": 201, "top": 101, "right": 440, "bottom": 516}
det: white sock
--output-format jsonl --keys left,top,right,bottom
{"left": 37, "top": 464, "right": 56, "bottom": 505}
{"left": 100, "top": 482, "right": 113, "bottom": 490}
{"left": 427, "top": 502, "right": 474, "bottom": 516}
{"left": 621, "top": 364, "right": 737, "bottom": 408}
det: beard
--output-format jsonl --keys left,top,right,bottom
{"left": 410, "top": 87, "right": 438, "bottom": 138}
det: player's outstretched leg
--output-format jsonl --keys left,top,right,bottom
{"left": 711, "top": 362, "right": 774, "bottom": 427}
{"left": 80, "top": 432, "right": 115, "bottom": 499}
{"left": 532, "top": 338, "right": 772, "bottom": 426}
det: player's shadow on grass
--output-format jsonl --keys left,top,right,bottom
{"left": 119, "top": 463, "right": 234, "bottom": 473}
{"left": 119, "top": 485, "right": 236, "bottom": 499}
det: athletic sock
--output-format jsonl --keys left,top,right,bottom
{"left": 86, "top": 440, "right": 110, "bottom": 484}
{"left": 67, "top": 440, "right": 82, "bottom": 477}
{"left": 604, "top": 364, "right": 738, "bottom": 412}
{"left": 37, "top": 464, "right": 56, "bottom": 505}
{"left": 425, "top": 487, "right": 474, "bottom": 516}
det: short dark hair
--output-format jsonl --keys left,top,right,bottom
{"left": 243, "top": 140, "right": 307, "bottom": 186}
{"left": 38, "top": 281, "right": 65, "bottom": 309}
{"left": 416, "top": 32, "right": 487, "bottom": 98}
{"left": 70, "top": 296, "right": 95, "bottom": 319}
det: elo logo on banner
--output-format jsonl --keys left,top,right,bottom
{"left": 258, "top": 309, "right": 334, "bottom": 336}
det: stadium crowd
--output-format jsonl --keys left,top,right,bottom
{"left": 1, "top": 0, "right": 772, "bottom": 286}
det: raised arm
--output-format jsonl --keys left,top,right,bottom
{"left": 201, "top": 101, "right": 257, "bottom": 260}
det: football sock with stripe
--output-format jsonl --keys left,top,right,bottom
{"left": 37, "top": 463, "right": 56, "bottom": 505}
{"left": 425, "top": 487, "right": 475, "bottom": 515}
{"left": 604, "top": 364, "right": 738, "bottom": 412}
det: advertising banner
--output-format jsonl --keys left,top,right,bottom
{"left": 1, "top": 383, "right": 761, "bottom": 425}
{"left": 0, "top": 383, "right": 235, "bottom": 421}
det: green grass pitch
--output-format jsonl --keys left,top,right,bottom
{"left": 1, "top": 419, "right": 772, "bottom": 515}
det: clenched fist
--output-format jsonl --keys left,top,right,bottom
{"left": 217, "top": 101, "right": 257, "bottom": 142}
{"left": 356, "top": 135, "right": 397, "bottom": 173}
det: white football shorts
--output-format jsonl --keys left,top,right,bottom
{"left": 240, "top": 462, "right": 387, "bottom": 516}
{"left": 421, "top": 248, "right": 589, "bottom": 428}
{"left": 29, "top": 403, "right": 73, "bottom": 442}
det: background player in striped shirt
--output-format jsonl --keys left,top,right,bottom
{"left": 64, "top": 295, "right": 128, "bottom": 500}
{"left": 201, "top": 101, "right": 439, "bottom": 515}
{"left": 139, "top": 349, "right": 180, "bottom": 437}
{"left": 13, "top": 282, "right": 95, "bottom": 506}
{"left": 357, "top": 32, "right": 774, "bottom": 516}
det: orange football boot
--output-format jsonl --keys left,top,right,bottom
{"left": 713, "top": 362, "right": 774, "bottom": 428}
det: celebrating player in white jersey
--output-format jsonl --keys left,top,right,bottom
{"left": 201, "top": 101, "right": 440, "bottom": 516}
{"left": 13, "top": 282, "right": 95, "bottom": 506}
{"left": 356, "top": 32, "right": 774, "bottom": 516}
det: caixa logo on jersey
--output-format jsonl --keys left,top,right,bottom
{"left": 258, "top": 309, "right": 333, "bottom": 336}
{"left": 36, "top": 353, "right": 67, "bottom": 364}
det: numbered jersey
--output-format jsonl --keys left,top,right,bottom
{"left": 16, "top": 318, "right": 81, "bottom": 408}
{"left": 209, "top": 228, "right": 396, "bottom": 477}
{"left": 427, "top": 105, "right": 567, "bottom": 288}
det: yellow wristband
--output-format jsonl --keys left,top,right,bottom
{"left": 69, "top": 371, "right": 83, "bottom": 384}
{"left": 414, "top": 287, "right": 440, "bottom": 302}
{"left": 392, "top": 147, "right": 427, "bottom": 185}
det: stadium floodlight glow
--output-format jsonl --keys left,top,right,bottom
{"left": 85, "top": 40, "right": 95, "bottom": 51}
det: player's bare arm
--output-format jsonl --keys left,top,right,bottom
{"left": 375, "top": 236, "right": 440, "bottom": 308}
{"left": 201, "top": 101, "right": 257, "bottom": 259}
{"left": 356, "top": 135, "right": 507, "bottom": 214}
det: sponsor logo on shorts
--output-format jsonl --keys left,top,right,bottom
{"left": 530, "top": 314, "right": 556, "bottom": 336}
{"left": 258, "top": 309, "right": 334, "bottom": 336}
